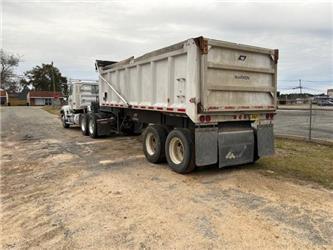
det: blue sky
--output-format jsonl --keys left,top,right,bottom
{"left": 2, "top": 0, "right": 333, "bottom": 94}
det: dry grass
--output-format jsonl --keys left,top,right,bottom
{"left": 42, "top": 106, "right": 60, "bottom": 116}
{"left": 254, "top": 138, "right": 333, "bottom": 189}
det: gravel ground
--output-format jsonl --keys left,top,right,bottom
{"left": 1, "top": 106, "right": 333, "bottom": 249}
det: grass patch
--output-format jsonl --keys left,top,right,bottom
{"left": 254, "top": 138, "right": 333, "bottom": 189}
{"left": 42, "top": 106, "right": 60, "bottom": 116}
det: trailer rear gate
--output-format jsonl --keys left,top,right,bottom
{"left": 201, "top": 39, "right": 277, "bottom": 112}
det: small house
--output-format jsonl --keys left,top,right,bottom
{"left": 0, "top": 89, "right": 8, "bottom": 105}
{"left": 27, "top": 91, "right": 63, "bottom": 106}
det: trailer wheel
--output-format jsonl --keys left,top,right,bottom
{"left": 143, "top": 125, "right": 167, "bottom": 163}
{"left": 61, "top": 114, "right": 70, "bottom": 128}
{"left": 88, "top": 114, "right": 98, "bottom": 138}
{"left": 165, "top": 129, "right": 195, "bottom": 174}
{"left": 80, "top": 114, "right": 89, "bottom": 136}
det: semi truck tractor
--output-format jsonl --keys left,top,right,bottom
{"left": 68, "top": 37, "right": 279, "bottom": 173}
{"left": 60, "top": 79, "right": 99, "bottom": 129}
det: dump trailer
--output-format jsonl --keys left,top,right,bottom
{"left": 77, "top": 36, "right": 278, "bottom": 173}
{"left": 60, "top": 79, "right": 99, "bottom": 128}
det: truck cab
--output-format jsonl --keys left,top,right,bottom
{"left": 60, "top": 80, "right": 98, "bottom": 128}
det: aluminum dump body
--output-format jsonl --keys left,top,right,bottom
{"left": 97, "top": 37, "right": 278, "bottom": 123}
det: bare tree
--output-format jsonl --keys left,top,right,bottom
{"left": 0, "top": 49, "right": 21, "bottom": 91}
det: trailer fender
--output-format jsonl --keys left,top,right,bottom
{"left": 195, "top": 127, "right": 218, "bottom": 166}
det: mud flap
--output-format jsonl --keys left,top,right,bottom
{"left": 257, "top": 124, "right": 274, "bottom": 157}
{"left": 195, "top": 127, "right": 218, "bottom": 166}
{"left": 96, "top": 114, "right": 114, "bottom": 136}
{"left": 218, "top": 129, "right": 254, "bottom": 168}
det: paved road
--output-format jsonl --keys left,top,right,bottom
{"left": 1, "top": 106, "right": 333, "bottom": 249}
{"left": 275, "top": 109, "right": 333, "bottom": 141}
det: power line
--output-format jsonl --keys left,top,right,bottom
{"left": 277, "top": 80, "right": 329, "bottom": 95}
{"left": 279, "top": 79, "right": 333, "bottom": 82}
{"left": 303, "top": 80, "right": 333, "bottom": 83}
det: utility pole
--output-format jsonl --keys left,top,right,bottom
{"left": 308, "top": 100, "right": 312, "bottom": 141}
{"left": 299, "top": 79, "right": 302, "bottom": 94}
{"left": 51, "top": 61, "right": 56, "bottom": 106}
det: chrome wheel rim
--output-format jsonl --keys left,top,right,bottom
{"left": 89, "top": 119, "right": 94, "bottom": 135}
{"left": 81, "top": 119, "right": 86, "bottom": 132}
{"left": 146, "top": 132, "right": 157, "bottom": 155}
{"left": 169, "top": 137, "right": 184, "bottom": 164}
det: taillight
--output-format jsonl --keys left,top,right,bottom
{"left": 266, "top": 113, "right": 274, "bottom": 120}
{"left": 199, "top": 115, "right": 205, "bottom": 123}
{"left": 199, "top": 115, "right": 212, "bottom": 123}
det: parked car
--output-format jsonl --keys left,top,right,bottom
{"left": 318, "top": 98, "right": 333, "bottom": 106}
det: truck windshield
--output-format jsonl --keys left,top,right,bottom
{"left": 91, "top": 85, "right": 98, "bottom": 94}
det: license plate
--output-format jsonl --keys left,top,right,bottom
{"left": 250, "top": 114, "right": 259, "bottom": 120}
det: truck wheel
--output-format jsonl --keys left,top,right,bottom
{"left": 80, "top": 114, "right": 89, "bottom": 136}
{"left": 88, "top": 114, "right": 98, "bottom": 138}
{"left": 165, "top": 129, "right": 195, "bottom": 174}
{"left": 143, "top": 125, "right": 167, "bottom": 163}
{"left": 61, "top": 114, "right": 70, "bottom": 128}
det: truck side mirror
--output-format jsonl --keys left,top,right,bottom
{"left": 103, "top": 92, "right": 107, "bottom": 101}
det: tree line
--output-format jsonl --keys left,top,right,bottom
{"left": 0, "top": 49, "right": 68, "bottom": 95}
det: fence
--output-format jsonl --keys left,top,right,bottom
{"left": 274, "top": 104, "right": 333, "bottom": 143}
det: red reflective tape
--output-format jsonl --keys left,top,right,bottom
{"left": 254, "top": 106, "right": 263, "bottom": 108}
{"left": 133, "top": 105, "right": 138, "bottom": 108}
{"left": 177, "top": 108, "right": 186, "bottom": 112}
{"left": 119, "top": 104, "right": 123, "bottom": 107}
{"left": 140, "top": 106, "right": 146, "bottom": 109}
{"left": 239, "top": 106, "right": 250, "bottom": 109}
{"left": 156, "top": 107, "right": 163, "bottom": 110}
{"left": 148, "top": 106, "right": 154, "bottom": 109}
{"left": 224, "top": 106, "right": 235, "bottom": 109}
{"left": 166, "top": 108, "right": 173, "bottom": 111}
{"left": 208, "top": 106, "right": 219, "bottom": 110}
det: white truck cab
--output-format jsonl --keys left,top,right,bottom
{"left": 60, "top": 79, "right": 98, "bottom": 128}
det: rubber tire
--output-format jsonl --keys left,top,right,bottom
{"left": 143, "top": 125, "right": 167, "bottom": 163}
{"left": 80, "top": 114, "right": 89, "bottom": 136}
{"left": 165, "top": 128, "right": 195, "bottom": 174}
{"left": 61, "top": 115, "right": 70, "bottom": 128}
{"left": 88, "top": 113, "right": 98, "bottom": 138}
